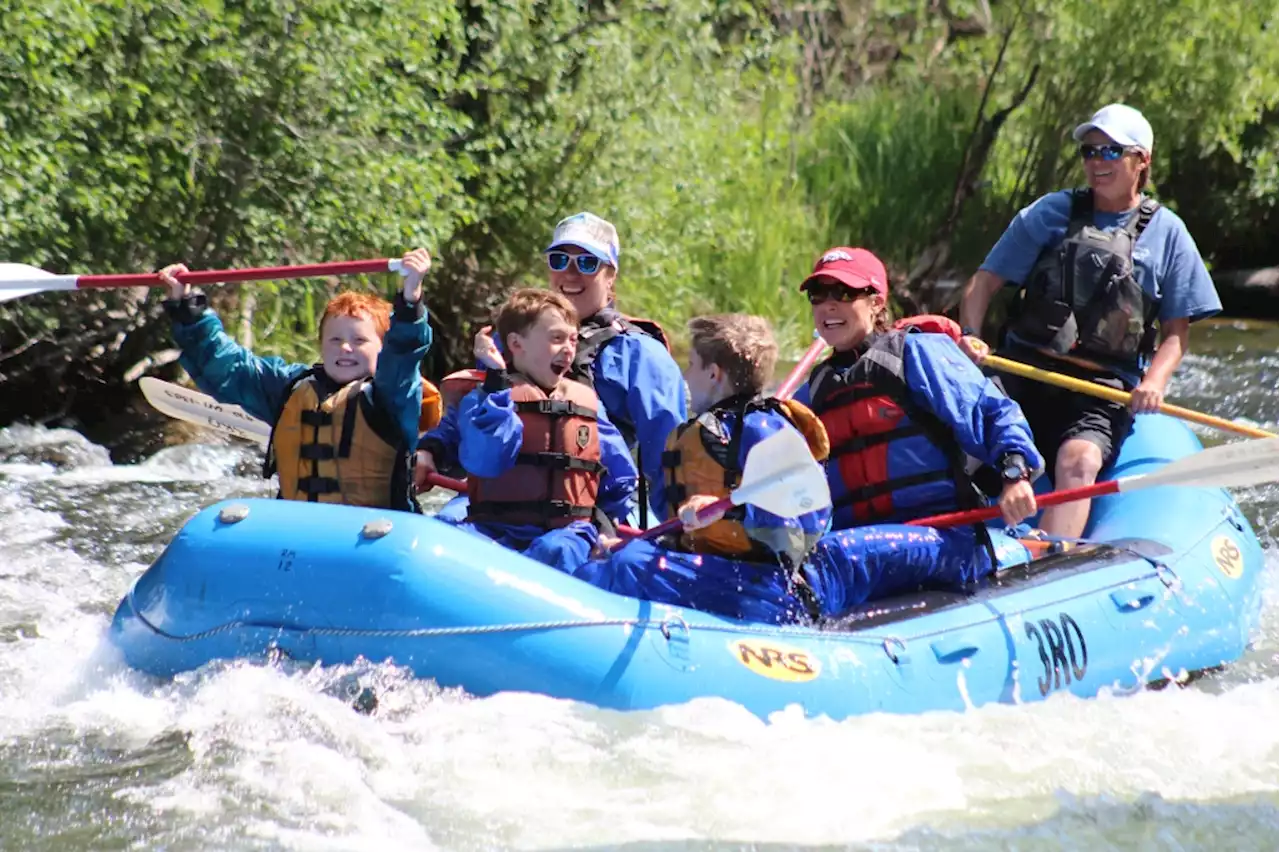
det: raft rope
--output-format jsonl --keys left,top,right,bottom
{"left": 126, "top": 596, "right": 901, "bottom": 648}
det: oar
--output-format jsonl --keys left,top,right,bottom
{"left": 908, "top": 437, "right": 1280, "bottom": 529}
{"left": 775, "top": 336, "right": 828, "bottom": 400}
{"left": 625, "top": 427, "right": 832, "bottom": 544}
{"left": 0, "top": 258, "right": 405, "bottom": 302}
{"left": 139, "top": 377, "right": 273, "bottom": 445}
{"left": 984, "top": 353, "right": 1277, "bottom": 440}
{"left": 139, "top": 377, "right": 646, "bottom": 534}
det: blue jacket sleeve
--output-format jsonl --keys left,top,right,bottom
{"left": 592, "top": 334, "right": 687, "bottom": 514}
{"left": 457, "top": 387, "right": 524, "bottom": 478}
{"left": 373, "top": 296, "right": 433, "bottom": 448}
{"left": 418, "top": 402, "right": 461, "bottom": 470}
{"left": 738, "top": 410, "right": 831, "bottom": 563}
{"left": 901, "top": 335, "right": 1045, "bottom": 476}
{"left": 170, "top": 310, "right": 309, "bottom": 424}
{"left": 597, "top": 407, "right": 639, "bottom": 522}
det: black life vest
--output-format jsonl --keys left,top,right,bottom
{"left": 1009, "top": 189, "right": 1161, "bottom": 363}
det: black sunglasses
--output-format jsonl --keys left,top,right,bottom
{"left": 804, "top": 283, "right": 865, "bottom": 305}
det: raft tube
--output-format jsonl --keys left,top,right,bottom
{"left": 109, "top": 415, "right": 1266, "bottom": 719}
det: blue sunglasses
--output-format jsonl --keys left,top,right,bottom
{"left": 1078, "top": 143, "right": 1133, "bottom": 162}
{"left": 547, "top": 251, "right": 603, "bottom": 274}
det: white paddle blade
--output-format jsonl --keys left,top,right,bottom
{"left": 139, "top": 377, "right": 271, "bottom": 446}
{"left": 729, "top": 427, "right": 831, "bottom": 518}
{"left": 0, "top": 264, "right": 78, "bottom": 301}
{"left": 1120, "top": 437, "right": 1279, "bottom": 492}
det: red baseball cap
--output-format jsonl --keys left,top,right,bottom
{"left": 800, "top": 247, "right": 888, "bottom": 298}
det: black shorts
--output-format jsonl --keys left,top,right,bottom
{"left": 993, "top": 352, "right": 1134, "bottom": 474}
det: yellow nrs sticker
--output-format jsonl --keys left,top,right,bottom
{"left": 1211, "top": 535, "right": 1244, "bottom": 580}
{"left": 729, "top": 639, "right": 821, "bottom": 682}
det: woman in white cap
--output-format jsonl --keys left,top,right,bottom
{"left": 957, "top": 103, "right": 1222, "bottom": 538}
{"left": 417, "top": 212, "right": 687, "bottom": 527}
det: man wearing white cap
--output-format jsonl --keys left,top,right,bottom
{"left": 957, "top": 103, "right": 1221, "bottom": 539}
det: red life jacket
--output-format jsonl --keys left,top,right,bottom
{"left": 808, "top": 326, "right": 976, "bottom": 527}
{"left": 466, "top": 375, "right": 605, "bottom": 529}
{"left": 893, "top": 314, "right": 962, "bottom": 341}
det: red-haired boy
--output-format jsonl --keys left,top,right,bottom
{"left": 158, "top": 249, "right": 433, "bottom": 511}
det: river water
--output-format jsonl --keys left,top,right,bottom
{"left": 0, "top": 320, "right": 1276, "bottom": 851}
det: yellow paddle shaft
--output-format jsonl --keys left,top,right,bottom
{"left": 984, "top": 354, "right": 1277, "bottom": 440}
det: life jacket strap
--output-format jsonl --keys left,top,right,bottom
{"left": 827, "top": 423, "right": 925, "bottom": 457}
{"left": 468, "top": 500, "right": 595, "bottom": 521}
{"left": 513, "top": 399, "right": 598, "bottom": 419}
{"left": 833, "top": 469, "right": 952, "bottom": 508}
{"left": 514, "top": 452, "right": 605, "bottom": 474}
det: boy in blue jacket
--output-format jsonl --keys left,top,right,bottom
{"left": 416, "top": 212, "right": 686, "bottom": 525}
{"left": 454, "top": 288, "right": 638, "bottom": 573}
{"left": 158, "top": 249, "right": 433, "bottom": 511}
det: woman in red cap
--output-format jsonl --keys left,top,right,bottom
{"left": 790, "top": 246, "right": 1045, "bottom": 615}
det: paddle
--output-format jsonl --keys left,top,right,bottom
{"left": 0, "top": 258, "right": 404, "bottom": 302}
{"left": 908, "top": 437, "right": 1279, "bottom": 529}
{"left": 775, "top": 336, "right": 828, "bottom": 400}
{"left": 138, "top": 377, "right": 647, "bottom": 534}
{"left": 984, "top": 353, "right": 1277, "bottom": 440}
{"left": 627, "top": 427, "right": 832, "bottom": 543}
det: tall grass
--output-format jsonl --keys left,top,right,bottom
{"left": 595, "top": 63, "right": 829, "bottom": 359}
{"left": 799, "top": 83, "right": 979, "bottom": 274}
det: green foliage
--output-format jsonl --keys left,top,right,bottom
{"left": 596, "top": 52, "right": 827, "bottom": 357}
{"left": 974, "top": 0, "right": 1279, "bottom": 212}
{"left": 0, "top": 0, "right": 1275, "bottom": 430}
{"left": 798, "top": 82, "right": 978, "bottom": 271}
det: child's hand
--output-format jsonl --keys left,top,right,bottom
{"left": 474, "top": 325, "right": 506, "bottom": 371}
{"left": 413, "top": 449, "right": 438, "bottom": 492}
{"left": 678, "top": 494, "right": 725, "bottom": 531}
{"left": 400, "top": 248, "right": 431, "bottom": 303}
{"left": 158, "top": 263, "right": 191, "bottom": 300}
{"left": 591, "top": 534, "right": 622, "bottom": 559}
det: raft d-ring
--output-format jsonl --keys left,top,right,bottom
{"left": 1156, "top": 562, "right": 1181, "bottom": 591}
{"left": 361, "top": 519, "right": 394, "bottom": 539}
{"left": 659, "top": 614, "right": 690, "bottom": 641}
{"left": 218, "top": 503, "right": 250, "bottom": 524}
{"left": 882, "top": 636, "right": 907, "bottom": 665}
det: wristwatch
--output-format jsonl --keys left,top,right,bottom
{"left": 961, "top": 325, "right": 978, "bottom": 337}
{"left": 999, "top": 453, "right": 1030, "bottom": 484}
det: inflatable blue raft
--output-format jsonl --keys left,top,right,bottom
{"left": 109, "top": 415, "right": 1266, "bottom": 719}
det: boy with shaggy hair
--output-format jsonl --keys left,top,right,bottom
{"left": 158, "top": 249, "right": 433, "bottom": 511}
{"left": 575, "top": 314, "right": 832, "bottom": 623}
{"left": 456, "top": 288, "right": 637, "bottom": 572}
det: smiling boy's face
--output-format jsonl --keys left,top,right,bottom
{"left": 321, "top": 313, "right": 383, "bottom": 384}
{"left": 508, "top": 307, "right": 578, "bottom": 390}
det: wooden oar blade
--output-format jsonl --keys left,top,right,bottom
{"left": 1123, "top": 437, "right": 1279, "bottom": 492}
{"left": 139, "top": 378, "right": 271, "bottom": 446}
{"left": 732, "top": 427, "right": 831, "bottom": 518}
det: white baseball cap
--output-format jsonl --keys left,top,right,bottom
{"left": 1072, "top": 103, "right": 1154, "bottom": 151}
{"left": 545, "top": 212, "right": 620, "bottom": 269}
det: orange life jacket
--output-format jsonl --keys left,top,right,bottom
{"left": 419, "top": 380, "right": 443, "bottom": 433}
{"left": 268, "top": 370, "right": 415, "bottom": 511}
{"left": 661, "top": 396, "right": 828, "bottom": 557}
{"left": 466, "top": 375, "right": 605, "bottom": 529}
